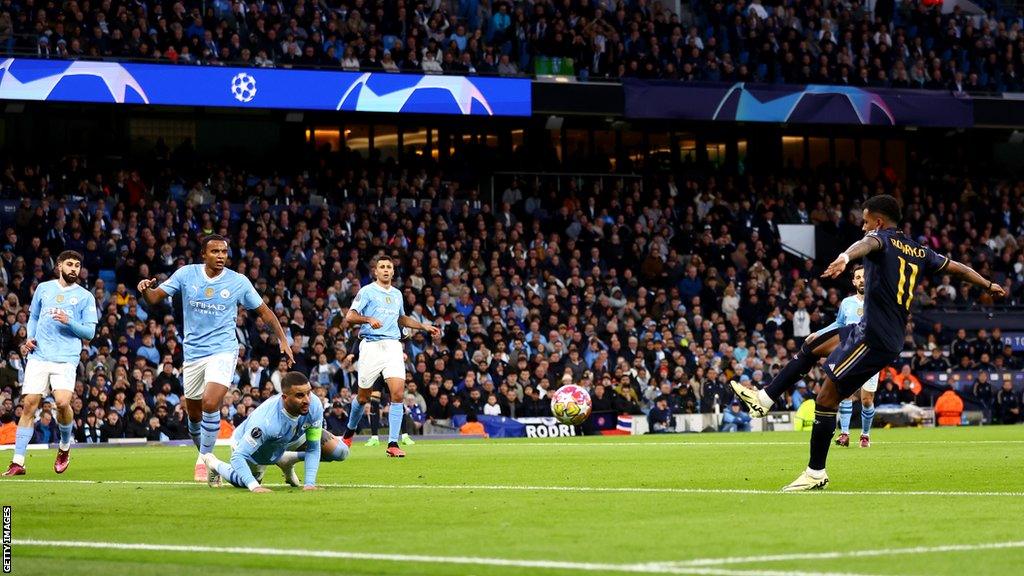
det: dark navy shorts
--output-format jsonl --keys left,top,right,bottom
{"left": 823, "top": 324, "right": 898, "bottom": 397}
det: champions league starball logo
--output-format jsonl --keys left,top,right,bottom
{"left": 0, "top": 58, "right": 149, "bottom": 103}
{"left": 230, "top": 73, "right": 257, "bottom": 103}
{"left": 336, "top": 73, "right": 495, "bottom": 115}
{"left": 713, "top": 82, "right": 896, "bottom": 125}
{"left": 0, "top": 58, "right": 529, "bottom": 116}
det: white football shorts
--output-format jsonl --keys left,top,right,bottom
{"left": 357, "top": 339, "right": 405, "bottom": 389}
{"left": 182, "top": 351, "right": 237, "bottom": 400}
{"left": 22, "top": 358, "right": 77, "bottom": 396}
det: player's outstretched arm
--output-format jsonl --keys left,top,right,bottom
{"left": 822, "top": 235, "right": 883, "bottom": 279}
{"left": 945, "top": 260, "right": 1006, "bottom": 298}
{"left": 399, "top": 315, "right": 441, "bottom": 338}
{"left": 255, "top": 303, "right": 294, "bottom": 366}
{"left": 137, "top": 277, "right": 169, "bottom": 306}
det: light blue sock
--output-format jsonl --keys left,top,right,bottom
{"left": 57, "top": 421, "right": 74, "bottom": 450}
{"left": 838, "top": 400, "right": 853, "bottom": 434}
{"left": 387, "top": 402, "right": 403, "bottom": 443}
{"left": 347, "top": 398, "right": 365, "bottom": 432}
{"left": 12, "top": 426, "right": 33, "bottom": 466}
{"left": 861, "top": 405, "right": 876, "bottom": 436}
{"left": 187, "top": 418, "right": 202, "bottom": 449}
{"left": 199, "top": 411, "right": 220, "bottom": 455}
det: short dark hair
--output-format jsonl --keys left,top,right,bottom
{"left": 201, "top": 234, "right": 228, "bottom": 253}
{"left": 57, "top": 250, "right": 83, "bottom": 264}
{"left": 862, "top": 194, "right": 902, "bottom": 224}
{"left": 852, "top": 265, "right": 864, "bottom": 274}
{"left": 374, "top": 254, "right": 394, "bottom": 266}
{"left": 281, "top": 371, "right": 309, "bottom": 391}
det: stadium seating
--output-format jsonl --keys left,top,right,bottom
{"left": 2, "top": 0, "right": 1024, "bottom": 91}
{"left": 0, "top": 142, "right": 1021, "bottom": 441}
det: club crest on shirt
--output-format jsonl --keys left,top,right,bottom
{"left": 857, "top": 307, "right": 863, "bottom": 316}
{"left": 220, "top": 289, "right": 230, "bottom": 299}
{"left": 70, "top": 297, "right": 79, "bottom": 305}
{"left": 204, "top": 287, "right": 215, "bottom": 298}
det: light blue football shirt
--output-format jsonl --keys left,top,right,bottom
{"left": 824, "top": 295, "right": 864, "bottom": 331}
{"left": 28, "top": 280, "right": 98, "bottom": 364}
{"left": 232, "top": 394, "right": 324, "bottom": 465}
{"left": 350, "top": 282, "right": 403, "bottom": 341}
{"left": 159, "top": 264, "right": 263, "bottom": 362}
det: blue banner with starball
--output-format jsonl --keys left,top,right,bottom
{"left": 624, "top": 79, "right": 973, "bottom": 127}
{"left": 0, "top": 58, "right": 531, "bottom": 116}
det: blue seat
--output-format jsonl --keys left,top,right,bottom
{"left": 98, "top": 269, "right": 117, "bottom": 292}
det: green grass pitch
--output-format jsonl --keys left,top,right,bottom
{"left": 3, "top": 426, "right": 1024, "bottom": 576}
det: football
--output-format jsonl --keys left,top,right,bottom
{"left": 550, "top": 384, "right": 592, "bottom": 426}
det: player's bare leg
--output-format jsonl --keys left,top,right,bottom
{"left": 384, "top": 377, "right": 407, "bottom": 457}
{"left": 52, "top": 389, "right": 75, "bottom": 473}
{"left": 783, "top": 378, "right": 840, "bottom": 492}
{"left": 3, "top": 394, "right": 41, "bottom": 476}
{"left": 734, "top": 328, "right": 840, "bottom": 416}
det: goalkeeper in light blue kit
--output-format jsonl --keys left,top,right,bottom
{"left": 202, "top": 372, "right": 348, "bottom": 492}
{"left": 4, "top": 251, "right": 97, "bottom": 477}
{"left": 822, "top": 266, "right": 878, "bottom": 449}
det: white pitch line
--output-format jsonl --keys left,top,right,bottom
{"left": 650, "top": 540, "right": 1024, "bottom": 568}
{"left": 11, "top": 539, "right": 878, "bottom": 576}
{"left": 426, "top": 440, "right": 1024, "bottom": 447}
{"left": 4, "top": 478, "right": 1024, "bottom": 497}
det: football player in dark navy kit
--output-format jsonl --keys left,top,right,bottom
{"left": 732, "top": 195, "right": 1004, "bottom": 491}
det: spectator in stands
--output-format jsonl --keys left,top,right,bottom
{"left": 935, "top": 386, "right": 964, "bottom": 426}
{"left": 405, "top": 393, "right": 427, "bottom": 435}
{"left": 999, "top": 345, "right": 1022, "bottom": 370}
{"left": 701, "top": 370, "right": 730, "bottom": 413}
{"left": 426, "top": 394, "right": 454, "bottom": 434}
{"left": 720, "top": 400, "right": 752, "bottom": 432}
{"left": 994, "top": 381, "right": 1022, "bottom": 425}
{"left": 100, "top": 411, "right": 124, "bottom": 442}
{"left": 125, "top": 406, "right": 150, "bottom": 438}
{"left": 459, "top": 411, "right": 486, "bottom": 437}
{"left": 33, "top": 409, "right": 58, "bottom": 444}
{"left": 647, "top": 397, "right": 674, "bottom": 433}
{"left": 923, "top": 348, "right": 951, "bottom": 372}
{"left": 325, "top": 400, "right": 349, "bottom": 435}
{"left": 893, "top": 365, "right": 923, "bottom": 396}
{"left": 77, "top": 412, "right": 102, "bottom": 444}
{"left": 875, "top": 378, "right": 902, "bottom": 406}
{"left": 0, "top": 412, "right": 15, "bottom": 444}
{"left": 973, "top": 372, "right": 994, "bottom": 416}
{"left": 951, "top": 329, "right": 973, "bottom": 363}
{"left": 790, "top": 381, "right": 809, "bottom": 410}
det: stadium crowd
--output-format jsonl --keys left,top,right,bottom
{"left": 2, "top": 0, "right": 1024, "bottom": 91}
{"left": 0, "top": 143, "right": 1022, "bottom": 444}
